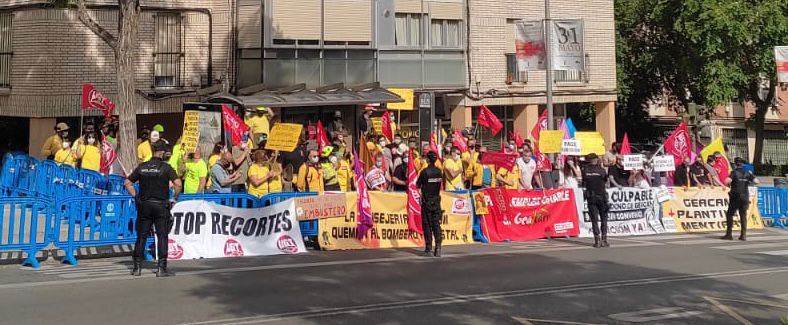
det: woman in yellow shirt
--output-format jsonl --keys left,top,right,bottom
{"left": 54, "top": 141, "right": 77, "bottom": 167}
{"left": 247, "top": 150, "right": 272, "bottom": 198}
{"left": 76, "top": 133, "right": 101, "bottom": 171}
{"left": 267, "top": 151, "right": 284, "bottom": 194}
{"left": 337, "top": 151, "right": 354, "bottom": 192}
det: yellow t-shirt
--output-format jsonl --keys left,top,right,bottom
{"left": 41, "top": 135, "right": 63, "bottom": 158}
{"left": 137, "top": 141, "right": 152, "bottom": 162}
{"left": 443, "top": 158, "right": 464, "bottom": 190}
{"left": 462, "top": 151, "right": 481, "bottom": 186}
{"left": 54, "top": 149, "right": 77, "bottom": 167}
{"left": 417, "top": 158, "right": 443, "bottom": 175}
{"left": 497, "top": 166, "right": 521, "bottom": 190}
{"left": 297, "top": 164, "right": 324, "bottom": 192}
{"left": 206, "top": 154, "right": 221, "bottom": 187}
{"left": 245, "top": 115, "right": 270, "bottom": 136}
{"left": 267, "top": 163, "right": 283, "bottom": 193}
{"left": 79, "top": 145, "right": 101, "bottom": 171}
{"left": 337, "top": 160, "right": 353, "bottom": 192}
{"left": 247, "top": 163, "right": 270, "bottom": 198}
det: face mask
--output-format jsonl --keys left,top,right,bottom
{"left": 329, "top": 156, "right": 338, "bottom": 164}
{"left": 567, "top": 160, "right": 575, "bottom": 166}
{"left": 311, "top": 157, "right": 319, "bottom": 164}
{"left": 61, "top": 131, "right": 69, "bottom": 138}
{"left": 379, "top": 141, "right": 386, "bottom": 147}
{"left": 403, "top": 157, "right": 409, "bottom": 164}
{"left": 87, "top": 138, "right": 96, "bottom": 145}
{"left": 509, "top": 145, "right": 515, "bottom": 150}
{"left": 409, "top": 143, "right": 416, "bottom": 149}
{"left": 394, "top": 138, "right": 402, "bottom": 144}
{"left": 376, "top": 161, "right": 383, "bottom": 168}
{"left": 241, "top": 143, "right": 247, "bottom": 150}
{"left": 62, "top": 142, "right": 70, "bottom": 150}
{"left": 454, "top": 154, "right": 461, "bottom": 160}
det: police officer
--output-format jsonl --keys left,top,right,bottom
{"left": 417, "top": 151, "right": 444, "bottom": 257}
{"left": 125, "top": 140, "right": 182, "bottom": 277}
{"left": 582, "top": 153, "right": 610, "bottom": 248}
{"left": 722, "top": 157, "right": 758, "bottom": 241}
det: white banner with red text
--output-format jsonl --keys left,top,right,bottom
{"left": 578, "top": 187, "right": 670, "bottom": 237}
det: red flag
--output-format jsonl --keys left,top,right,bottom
{"left": 477, "top": 105, "right": 503, "bottom": 136}
{"left": 663, "top": 122, "right": 692, "bottom": 166}
{"left": 481, "top": 151, "right": 519, "bottom": 171}
{"left": 531, "top": 109, "right": 548, "bottom": 141}
{"left": 381, "top": 111, "right": 393, "bottom": 142}
{"left": 620, "top": 133, "right": 631, "bottom": 155}
{"left": 221, "top": 105, "right": 250, "bottom": 146}
{"left": 354, "top": 149, "right": 374, "bottom": 239}
{"left": 453, "top": 129, "right": 468, "bottom": 152}
{"left": 99, "top": 133, "right": 117, "bottom": 175}
{"left": 714, "top": 156, "right": 731, "bottom": 184}
{"left": 533, "top": 143, "right": 552, "bottom": 171}
{"left": 81, "top": 83, "right": 115, "bottom": 118}
{"left": 429, "top": 132, "right": 440, "bottom": 156}
{"left": 509, "top": 131, "right": 525, "bottom": 148}
{"left": 316, "top": 120, "right": 330, "bottom": 150}
{"left": 406, "top": 150, "right": 423, "bottom": 234}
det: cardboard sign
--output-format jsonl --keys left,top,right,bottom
{"left": 538, "top": 130, "right": 565, "bottom": 153}
{"left": 294, "top": 194, "right": 347, "bottom": 221}
{"left": 574, "top": 132, "right": 606, "bottom": 155}
{"left": 181, "top": 111, "right": 200, "bottom": 153}
{"left": 653, "top": 155, "right": 676, "bottom": 172}
{"left": 623, "top": 154, "right": 644, "bottom": 171}
{"left": 265, "top": 123, "right": 304, "bottom": 152}
{"left": 561, "top": 139, "right": 582, "bottom": 156}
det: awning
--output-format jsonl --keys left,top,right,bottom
{"left": 205, "top": 83, "right": 404, "bottom": 109}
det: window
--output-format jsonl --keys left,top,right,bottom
{"left": 395, "top": 13, "right": 422, "bottom": 47}
{"left": 722, "top": 128, "right": 749, "bottom": 162}
{"left": 430, "top": 19, "right": 461, "bottom": 48}
{"left": 505, "top": 54, "right": 525, "bottom": 83}
{"left": 762, "top": 130, "right": 788, "bottom": 165}
{"left": 0, "top": 14, "right": 12, "bottom": 89}
{"left": 554, "top": 70, "right": 584, "bottom": 83}
{"left": 154, "top": 14, "right": 183, "bottom": 88}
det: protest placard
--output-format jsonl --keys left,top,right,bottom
{"left": 561, "top": 139, "right": 582, "bottom": 156}
{"left": 653, "top": 155, "right": 675, "bottom": 172}
{"left": 623, "top": 154, "right": 644, "bottom": 170}
{"left": 181, "top": 110, "right": 200, "bottom": 153}
{"left": 265, "top": 123, "right": 304, "bottom": 152}
{"left": 538, "top": 130, "right": 565, "bottom": 153}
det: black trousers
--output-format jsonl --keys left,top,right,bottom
{"left": 133, "top": 201, "right": 172, "bottom": 261}
{"left": 587, "top": 195, "right": 609, "bottom": 237}
{"left": 726, "top": 196, "right": 749, "bottom": 236}
{"left": 421, "top": 197, "right": 443, "bottom": 250}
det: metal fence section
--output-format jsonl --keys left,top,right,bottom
{"left": 0, "top": 197, "right": 54, "bottom": 268}
{"left": 757, "top": 187, "right": 787, "bottom": 228}
{"left": 179, "top": 193, "right": 262, "bottom": 208}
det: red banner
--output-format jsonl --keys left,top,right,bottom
{"left": 381, "top": 111, "right": 394, "bottom": 143}
{"left": 81, "top": 83, "right": 115, "bottom": 118}
{"left": 99, "top": 133, "right": 117, "bottom": 175}
{"left": 406, "top": 150, "right": 422, "bottom": 234}
{"left": 620, "top": 133, "right": 631, "bottom": 155}
{"left": 663, "top": 122, "right": 692, "bottom": 166}
{"left": 509, "top": 130, "right": 525, "bottom": 148}
{"left": 221, "top": 105, "right": 250, "bottom": 146}
{"left": 477, "top": 188, "right": 580, "bottom": 242}
{"left": 453, "top": 128, "right": 468, "bottom": 152}
{"left": 531, "top": 109, "right": 548, "bottom": 141}
{"left": 477, "top": 105, "right": 503, "bottom": 136}
{"left": 480, "top": 151, "right": 519, "bottom": 171}
{"left": 316, "top": 120, "right": 330, "bottom": 150}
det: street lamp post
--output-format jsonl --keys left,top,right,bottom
{"left": 544, "top": 0, "right": 555, "bottom": 131}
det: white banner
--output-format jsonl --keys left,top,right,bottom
{"left": 168, "top": 200, "right": 306, "bottom": 260}
{"left": 653, "top": 155, "right": 676, "bottom": 172}
{"left": 551, "top": 19, "right": 585, "bottom": 71}
{"left": 515, "top": 20, "right": 547, "bottom": 73}
{"left": 623, "top": 154, "right": 644, "bottom": 171}
{"left": 578, "top": 188, "right": 673, "bottom": 237}
{"left": 776, "top": 46, "right": 788, "bottom": 83}
{"left": 561, "top": 139, "right": 582, "bottom": 156}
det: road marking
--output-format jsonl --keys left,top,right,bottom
{"left": 669, "top": 235, "right": 788, "bottom": 245}
{"left": 758, "top": 250, "right": 788, "bottom": 256}
{"left": 608, "top": 307, "right": 703, "bottom": 322}
{"left": 774, "top": 293, "right": 788, "bottom": 301}
{"left": 711, "top": 243, "right": 785, "bottom": 250}
{"left": 704, "top": 296, "right": 754, "bottom": 325}
{"left": 171, "top": 266, "right": 788, "bottom": 325}
{"left": 512, "top": 317, "right": 605, "bottom": 325}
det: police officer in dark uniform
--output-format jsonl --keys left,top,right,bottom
{"left": 125, "top": 140, "right": 182, "bottom": 277}
{"left": 416, "top": 151, "right": 443, "bottom": 257}
{"left": 722, "top": 157, "right": 758, "bottom": 241}
{"left": 582, "top": 153, "right": 610, "bottom": 248}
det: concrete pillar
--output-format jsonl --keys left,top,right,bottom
{"left": 29, "top": 118, "right": 56, "bottom": 160}
{"left": 513, "top": 104, "right": 539, "bottom": 140}
{"left": 595, "top": 101, "right": 616, "bottom": 148}
{"left": 451, "top": 105, "right": 472, "bottom": 130}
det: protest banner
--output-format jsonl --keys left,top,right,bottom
{"left": 480, "top": 152, "right": 519, "bottom": 171}
{"left": 561, "top": 139, "right": 582, "bottom": 156}
{"left": 538, "top": 130, "right": 565, "bottom": 153}
{"left": 294, "top": 194, "right": 347, "bottom": 221}
{"left": 265, "top": 123, "right": 304, "bottom": 152}
{"left": 181, "top": 110, "right": 200, "bottom": 153}
{"left": 574, "top": 132, "right": 606, "bottom": 155}
{"left": 653, "top": 155, "right": 675, "bottom": 172}
{"left": 477, "top": 188, "right": 580, "bottom": 242}
{"left": 623, "top": 154, "right": 644, "bottom": 171}
{"left": 318, "top": 192, "right": 474, "bottom": 250}
{"left": 168, "top": 200, "right": 306, "bottom": 260}
{"left": 661, "top": 187, "right": 763, "bottom": 233}
{"left": 578, "top": 188, "right": 669, "bottom": 237}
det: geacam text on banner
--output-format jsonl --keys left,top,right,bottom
{"left": 661, "top": 187, "right": 763, "bottom": 233}
{"left": 318, "top": 192, "right": 474, "bottom": 250}
{"left": 168, "top": 200, "right": 306, "bottom": 260}
{"left": 476, "top": 188, "right": 580, "bottom": 242}
{"left": 578, "top": 188, "right": 670, "bottom": 237}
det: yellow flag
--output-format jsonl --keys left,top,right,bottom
{"left": 700, "top": 138, "right": 726, "bottom": 162}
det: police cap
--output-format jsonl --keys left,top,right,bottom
{"left": 152, "top": 140, "right": 169, "bottom": 153}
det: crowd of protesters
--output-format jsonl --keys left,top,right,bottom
{"left": 40, "top": 107, "right": 740, "bottom": 198}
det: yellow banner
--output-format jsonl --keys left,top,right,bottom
{"left": 371, "top": 117, "right": 383, "bottom": 135}
{"left": 318, "top": 192, "right": 474, "bottom": 250}
{"left": 181, "top": 111, "right": 200, "bottom": 153}
{"left": 539, "top": 130, "right": 565, "bottom": 153}
{"left": 661, "top": 187, "right": 763, "bottom": 233}
{"left": 575, "top": 131, "right": 606, "bottom": 155}
{"left": 386, "top": 88, "right": 414, "bottom": 110}
{"left": 265, "top": 123, "right": 304, "bottom": 152}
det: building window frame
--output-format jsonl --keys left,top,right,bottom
{"left": 429, "top": 19, "right": 462, "bottom": 49}
{"left": 394, "top": 13, "right": 423, "bottom": 48}
{"left": 0, "top": 13, "right": 12, "bottom": 90}
{"left": 153, "top": 13, "right": 184, "bottom": 89}
{"left": 505, "top": 53, "right": 529, "bottom": 84}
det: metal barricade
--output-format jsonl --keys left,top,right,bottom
{"left": 0, "top": 197, "right": 54, "bottom": 268}
{"left": 758, "top": 187, "right": 786, "bottom": 228}
{"left": 260, "top": 192, "right": 319, "bottom": 237}
{"left": 179, "top": 193, "right": 262, "bottom": 208}
{"left": 53, "top": 196, "right": 143, "bottom": 266}
{"left": 35, "top": 160, "right": 60, "bottom": 198}
{"left": 79, "top": 169, "right": 107, "bottom": 196}
{"left": 106, "top": 175, "right": 128, "bottom": 195}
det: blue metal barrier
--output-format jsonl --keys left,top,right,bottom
{"left": 260, "top": 192, "right": 319, "bottom": 237}
{"left": 757, "top": 187, "right": 787, "bottom": 228}
{"left": 0, "top": 197, "right": 54, "bottom": 268}
{"left": 79, "top": 169, "right": 106, "bottom": 196}
{"left": 106, "top": 175, "right": 127, "bottom": 195}
{"left": 35, "top": 160, "right": 59, "bottom": 198}
{"left": 53, "top": 196, "right": 145, "bottom": 266}
{"left": 179, "top": 193, "right": 262, "bottom": 208}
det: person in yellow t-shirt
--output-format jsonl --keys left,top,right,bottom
{"left": 267, "top": 151, "right": 284, "bottom": 194}
{"left": 337, "top": 151, "right": 354, "bottom": 192}
{"left": 54, "top": 140, "right": 77, "bottom": 167}
{"left": 297, "top": 149, "right": 324, "bottom": 192}
{"left": 245, "top": 106, "right": 273, "bottom": 141}
{"left": 247, "top": 150, "right": 273, "bottom": 198}
{"left": 205, "top": 143, "right": 225, "bottom": 188}
{"left": 443, "top": 147, "right": 465, "bottom": 191}
{"left": 76, "top": 133, "right": 101, "bottom": 171}
{"left": 42, "top": 123, "right": 70, "bottom": 160}
{"left": 496, "top": 164, "right": 521, "bottom": 190}
{"left": 462, "top": 140, "right": 481, "bottom": 189}
{"left": 137, "top": 140, "right": 152, "bottom": 163}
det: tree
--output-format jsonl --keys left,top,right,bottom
{"left": 617, "top": 0, "right": 788, "bottom": 165}
{"left": 52, "top": 0, "right": 140, "bottom": 172}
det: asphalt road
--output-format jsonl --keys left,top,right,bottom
{"left": 1, "top": 229, "right": 787, "bottom": 325}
